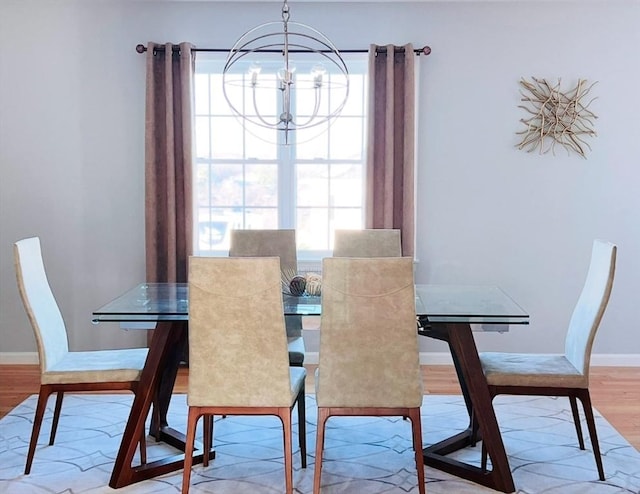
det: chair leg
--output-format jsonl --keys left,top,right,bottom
{"left": 203, "top": 415, "right": 213, "bottom": 467}
{"left": 569, "top": 395, "right": 586, "bottom": 450}
{"left": 481, "top": 441, "right": 488, "bottom": 471}
{"left": 49, "top": 391, "right": 64, "bottom": 445}
{"left": 25, "top": 385, "right": 53, "bottom": 474}
{"left": 408, "top": 408, "right": 426, "bottom": 494}
{"left": 577, "top": 389, "right": 605, "bottom": 481}
{"left": 280, "top": 408, "right": 294, "bottom": 494}
{"left": 313, "top": 408, "right": 330, "bottom": 494}
{"left": 297, "top": 386, "right": 307, "bottom": 468}
{"left": 469, "top": 406, "right": 479, "bottom": 447}
{"left": 150, "top": 391, "right": 161, "bottom": 438}
{"left": 181, "top": 407, "right": 200, "bottom": 494}
{"left": 139, "top": 426, "right": 147, "bottom": 465}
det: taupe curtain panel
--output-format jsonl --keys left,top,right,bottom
{"left": 144, "top": 42, "right": 194, "bottom": 283}
{"left": 366, "top": 44, "right": 416, "bottom": 257}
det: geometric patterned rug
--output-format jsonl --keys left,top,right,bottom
{"left": 1, "top": 394, "right": 638, "bottom": 493}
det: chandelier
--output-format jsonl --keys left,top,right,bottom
{"left": 222, "top": 0, "right": 349, "bottom": 144}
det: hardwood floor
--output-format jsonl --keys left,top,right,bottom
{"left": 1, "top": 364, "right": 638, "bottom": 449}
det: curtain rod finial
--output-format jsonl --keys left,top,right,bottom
{"left": 136, "top": 44, "right": 147, "bottom": 54}
{"left": 420, "top": 46, "right": 431, "bottom": 56}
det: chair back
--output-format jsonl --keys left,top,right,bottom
{"left": 188, "top": 256, "right": 293, "bottom": 407}
{"left": 317, "top": 257, "right": 422, "bottom": 407}
{"left": 14, "top": 237, "right": 69, "bottom": 374}
{"left": 229, "top": 228, "right": 301, "bottom": 336}
{"left": 565, "top": 239, "right": 616, "bottom": 376}
{"left": 229, "top": 229, "right": 298, "bottom": 274}
{"left": 333, "top": 229, "right": 402, "bottom": 257}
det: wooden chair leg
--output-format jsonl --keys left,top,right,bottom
{"left": 481, "top": 441, "right": 488, "bottom": 471}
{"left": 408, "top": 408, "right": 426, "bottom": 494}
{"left": 313, "top": 408, "right": 330, "bottom": 494}
{"left": 280, "top": 408, "right": 294, "bottom": 494}
{"left": 150, "top": 391, "right": 161, "bottom": 438}
{"left": 181, "top": 407, "right": 200, "bottom": 494}
{"left": 49, "top": 391, "right": 64, "bottom": 445}
{"left": 297, "top": 387, "right": 307, "bottom": 468}
{"left": 569, "top": 395, "right": 586, "bottom": 450}
{"left": 577, "top": 389, "right": 605, "bottom": 481}
{"left": 203, "top": 415, "right": 213, "bottom": 467}
{"left": 25, "top": 385, "right": 53, "bottom": 474}
{"left": 139, "top": 427, "right": 147, "bottom": 465}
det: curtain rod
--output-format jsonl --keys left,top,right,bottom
{"left": 135, "top": 44, "right": 431, "bottom": 56}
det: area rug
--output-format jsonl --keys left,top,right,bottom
{"left": 0, "top": 394, "right": 638, "bottom": 493}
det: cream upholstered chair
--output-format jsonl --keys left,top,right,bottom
{"left": 479, "top": 239, "right": 617, "bottom": 481}
{"left": 332, "top": 228, "right": 402, "bottom": 257}
{"left": 229, "top": 229, "right": 305, "bottom": 367}
{"left": 183, "top": 256, "right": 307, "bottom": 494}
{"left": 313, "top": 257, "right": 425, "bottom": 494}
{"left": 14, "top": 237, "right": 148, "bottom": 474}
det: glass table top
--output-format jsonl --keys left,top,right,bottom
{"left": 92, "top": 282, "right": 528, "bottom": 325}
{"left": 415, "top": 284, "right": 528, "bottom": 324}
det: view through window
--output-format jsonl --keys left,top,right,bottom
{"left": 193, "top": 53, "right": 368, "bottom": 259}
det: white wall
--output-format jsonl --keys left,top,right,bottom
{"left": 1, "top": 1, "right": 638, "bottom": 361}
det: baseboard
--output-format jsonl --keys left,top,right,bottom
{"left": 300, "top": 352, "right": 640, "bottom": 367}
{"left": 590, "top": 354, "right": 640, "bottom": 366}
{"left": 0, "top": 352, "right": 39, "bottom": 364}
{"left": 1, "top": 351, "right": 639, "bottom": 367}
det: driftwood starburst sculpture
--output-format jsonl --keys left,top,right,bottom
{"left": 516, "top": 77, "right": 598, "bottom": 158}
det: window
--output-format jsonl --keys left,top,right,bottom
{"left": 193, "top": 53, "right": 368, "bottom": 259}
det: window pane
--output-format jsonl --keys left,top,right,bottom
{"left": 210, "top": 74, "right": 234, "bottom": 116}
{"left": 245, "top": 126, "right": 278, "bottom": 160}
{"left": 211, "top": 117, "right": 244, "bottom": 159}
{"left": 341, "top": 73, "right": 366, "bottom": 116}
{"left": 297, "top": 208, "right": 329, "bottom": 251}
{"left": 195, "top": 116, "right": 211, "bottom": 159}
{"left": 210, "top": 164, "right": 244, "bottom": 206}
{"left": 245, "top": 164, "right": 277, "bottom": 207}
{"left": 331, "top": 164, "right": 363, "bottom": 207}
{"left": 329, "top": 117, "right": 363, "bottom": 159}
{"left": 297, "top": 164, "right": 328, "bottom": 207}
{"left": 194, "top": 74, "right": 210, "bottom": 114}
{"left": 331, "top": 207, "right": 362, "bottom": 229}
{"left": 296, "top": 127, "right": 328, "bottom": 159}
{"left": 245, "top": 208, "right": 278, "bottom": 229}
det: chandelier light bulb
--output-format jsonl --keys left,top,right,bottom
{"left": 248, "top": 63, "right": 261, "bottom": 87}
{"left": 311, "top": 64, "right": 326, "bottom": 88}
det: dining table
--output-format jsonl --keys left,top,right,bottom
{"left": 92, "top": 282, "right": 528, "bottom": 492}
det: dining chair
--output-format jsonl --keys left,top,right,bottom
{"left": 332, "top": 228, "right": 402, "bottom": 257}
{"left": 479, "top": 239, "right": 617, "bottom": 481}
{"left": 313, "top": 257, "right": 425, "bottom": 494}
{"left": 14, "top": 236, "right": 148, "bottom": 474}
{"left": 229, "top": 228, "right": 305, "bottom": 366}
{"left": 332, "top": 229, "right": 425, "bottom": 334}
{"left": 183, "top": 256, "right": 306, "bottom": 494}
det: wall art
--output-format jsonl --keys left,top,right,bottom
{"left": 516, "top": 77, "right": 598, "bottom": 158}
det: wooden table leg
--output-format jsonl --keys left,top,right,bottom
{"left": 421, "top": 323, "right": 515, "bottom": 493}
{"left": 109, "top": 321, "right": 213, "bottom": 488}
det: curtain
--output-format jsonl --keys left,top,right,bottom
{"left": 144, "top": 42, "right": 195, "bottom": 283}
{"left": 366, "top": 44, "right": 416, "bottom": 257}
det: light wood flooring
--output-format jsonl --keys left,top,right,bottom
{"left": 1, "top": 364, "right": 638, "bottom": 449}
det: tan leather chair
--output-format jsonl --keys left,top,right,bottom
{"left": 183, "top": 256, "right": 306, "bottom": 494}
{"left": 14, "top": 237, "right": 148, "bottom": 474}
{"left": 229, "top": 229, "right": 305, "bottom": 366}
{"left": 480, "top": 239, "right": 617, "bottom": 481}
{"left": 332, "top": 228, "right": 402, "bottom": 257}
{"left": 313, "top": 257, "right": 425, "bottom": 494}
